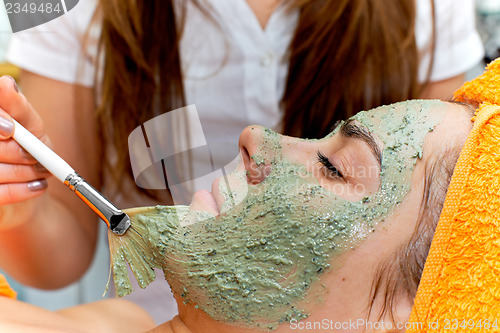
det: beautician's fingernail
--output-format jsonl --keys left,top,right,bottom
{"left": 0, "top": 116, "right": 14, "bottom": 138}
{"left": 27, "top": 179, "right": 48, "bottom": 192}
{"left": 34, "top": 163, "right": 49, "bottom": 174}
{"left": 5, "top": 76, "right": 19, "bottom": 93}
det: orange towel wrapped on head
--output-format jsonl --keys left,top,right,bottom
{"left": 0, "top": 274, "right": 16, "bottom": 299}
{"left": 454, "top": 59, "right": 500, "bottom": 107}
{"left": 408, "top": 59, "right": 500, "bottom": 331}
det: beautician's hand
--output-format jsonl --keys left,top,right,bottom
{"left": 0, "top": 72, "right": 98, "bottom": 288}
{"left": 0, "top": 75, "right": 51, "bottom": 221}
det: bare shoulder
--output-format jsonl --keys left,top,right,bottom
{"left": 0, "top": 297, "right": 155, "bottom": 333}
{"left": 57, "top": 298, "right": 156, "bottom": 332}
{"left": 0, "top": 296, "right": 84, "bottom": 332}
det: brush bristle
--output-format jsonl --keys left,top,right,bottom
{"left": 107, "top": 223, "right": 157, "bottom": 296}
{"left": 106, "top": 205, "right": 190, "bottom": 297}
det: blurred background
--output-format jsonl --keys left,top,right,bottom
{"left": 0, "top": 0, "right": 18, "bottom": 78}
{"left": 0, "top": 0, "right": 498, "bottom": 313}
{"left": 3, "top": 0, "right": 500, "bottom": 81}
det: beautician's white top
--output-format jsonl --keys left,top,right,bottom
{"left": 7, "top": 0, "right": 484, "bottom": 145}
{"left": 8, "top": 0, "right": 484, "bottom": 104}
{"left": 6, "top": 0, "right": 484, "bottom": 324}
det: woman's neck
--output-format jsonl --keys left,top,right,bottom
{"left": 176, "top": 301, "right": 261, "bottom": 333}
{"left": 246, "top": 0, "right": 281, "bottom": 29}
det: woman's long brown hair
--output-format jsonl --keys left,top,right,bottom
{"left": 95, "top": 0, "right": 434, "bottom": 195}
{"left": 95, "top": 0, "right": 186, "bottom": 196}
{"left": 283, "top": 0, "right": 425, "bottom": 138}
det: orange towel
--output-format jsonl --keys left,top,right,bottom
{"left": 454, "top": 59, "right": 500, "bottom": 107}
{"left": 408, "top": 60, "right": 500, "bottom": 331}
{"left": 0, "top": 274, "right": 16, "bottom": 299}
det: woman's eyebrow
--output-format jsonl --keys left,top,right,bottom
{"left": 340, "top": 120, "right": 382, "bottom": 168}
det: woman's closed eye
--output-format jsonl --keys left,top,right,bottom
{"left": 317, "top": 151, "right": 344, "bottom": 179}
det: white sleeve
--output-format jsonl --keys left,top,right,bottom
{"left": 6, "top": 0, "right": 98, "bottom": 87}
{"left": 416, "top": 0, "right": 485, "bottom": 82}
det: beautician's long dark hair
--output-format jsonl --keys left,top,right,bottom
{"left": 94, "top": 0, "right": 435, "bottom": 196}
{"left": 282, "top": 0, "right": 430, "bottom": 138}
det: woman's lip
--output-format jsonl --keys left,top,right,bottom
{"left": 190, "top": 189, "right": 220, "bottom": 216}
{"left": 189, "top": 152, "right": 247, "bottom": 217}
{"left": 211, "top": 175, "right": 228, "bottom": 209}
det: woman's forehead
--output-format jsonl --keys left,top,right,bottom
{"left": 352, "top": 99, "right": 449, "bottom": 129}
{"left": 349, "top": 100, "right": 444, "bottom": 157}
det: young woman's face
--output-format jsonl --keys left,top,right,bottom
{"left": 146, "top": 100, "right": 472, "bottom": 332}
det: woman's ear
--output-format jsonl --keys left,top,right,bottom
{"left": 375, "top": 298, "right": 412, "bottom": 333}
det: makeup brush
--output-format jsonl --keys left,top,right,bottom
{"left": 11, "top": 119, "right": 130, "bottom": 235}
{"left": 12, "top": 119, "right": 171, "bottom": 296}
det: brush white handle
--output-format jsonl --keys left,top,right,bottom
{"left": 11, "top": 119, "right": 74, "bottom": 183}
{"left": 11, "top": 119, "right": 131, "bottom": 235}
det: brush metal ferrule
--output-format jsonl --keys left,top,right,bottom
{"left": 64, "top": 172, "right": 130, "bottom": 235}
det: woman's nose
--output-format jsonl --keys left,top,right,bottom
{"left": 238, "top": 125, "right": 272, "bottom": 185}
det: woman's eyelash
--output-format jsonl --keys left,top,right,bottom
{"left": 317, "top": 151, "right": 343, "bottom": 178}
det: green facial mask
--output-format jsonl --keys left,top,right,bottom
{"left": 109, "top": 100, "right": 445, "bottom": 330}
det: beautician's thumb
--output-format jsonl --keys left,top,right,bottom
{"left": 0, "top": 110, "right": 14, "bottom": 139}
